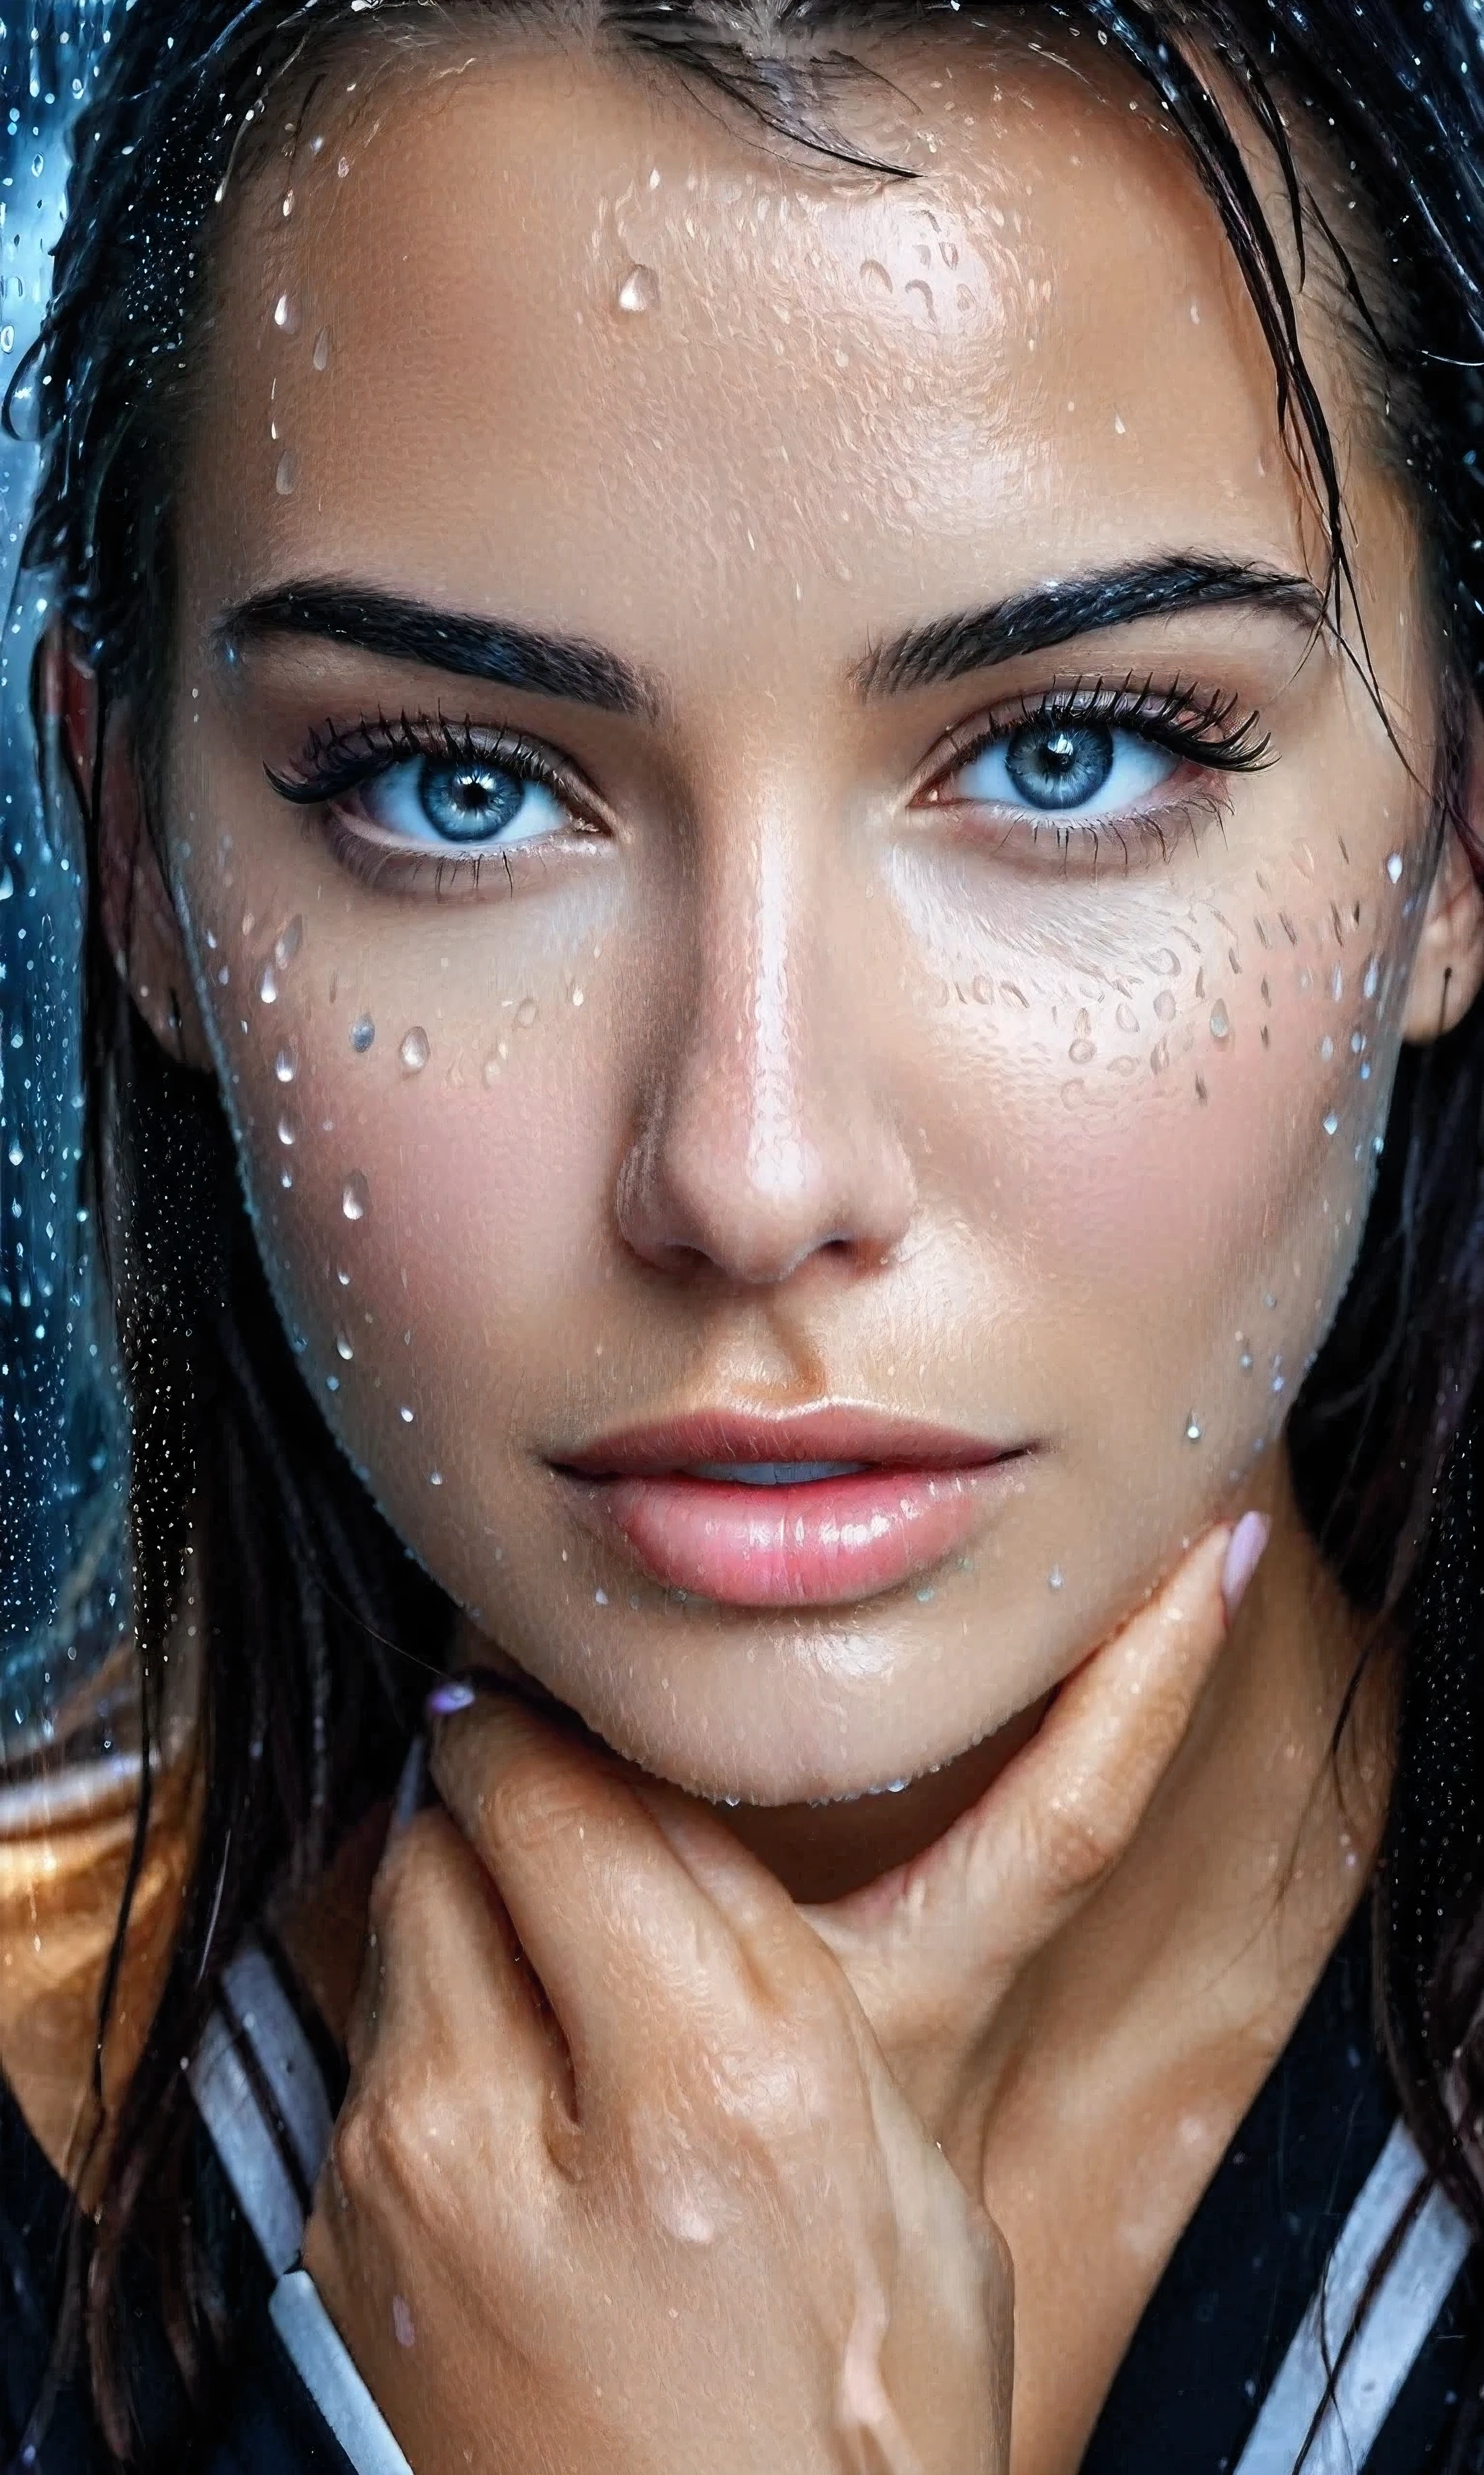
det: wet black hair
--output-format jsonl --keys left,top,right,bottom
{"left": 10, "top": 0, "right": 1484, "bottom": 2462}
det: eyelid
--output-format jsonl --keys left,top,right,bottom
{"left": 264, "top": 708, "right": 613, "bottom": 833}
{"left": 911, "top": 674, "right": 1272, "bottom": 805}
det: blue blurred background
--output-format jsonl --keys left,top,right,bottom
{"left": 0, "top": 2, "right": 129, "bottom": 1777}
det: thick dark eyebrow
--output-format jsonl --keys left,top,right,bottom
{"left": 854, "top": 555, "right": 1325, "bottom": 699}
{"left": 215, "top": 579, "right": 660, "bottom": 720}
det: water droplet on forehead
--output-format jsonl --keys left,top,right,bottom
{"left": 274, "top": 1048, "right": 295, "bottom": 1083}
{"left": 275, "top": 450, "right": 298, "bottom": 497}
{"left": 398, "top": 1026, "right": 429, "bottom": 1073}
{"left": 350, "top": 1015, "right": 375, "bottom": 1053}
{"left": 1386, "top": 851, "right": 1404, "bottom": 883}
{"left": 341, "top": 1172, "right": 370, "bottom": 1221}
{"left": 273, "top": 291, "right": 299, "bottom": 334}
{"left": 616, "top": 262, "right": 659, "bottom": 314}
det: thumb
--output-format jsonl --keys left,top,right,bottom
{"left": 804, "top": 1515, "right": 1266, "bottom": 2117}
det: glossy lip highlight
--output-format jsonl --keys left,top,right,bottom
{"left": 552, "top": 1409, "right": 1033, "bottom": 1608}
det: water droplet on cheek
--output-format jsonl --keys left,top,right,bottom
{"left": 341, "top": 1173, "right": 370, "bottom": 1222}
{"left": 616, "top": 262, "right": 659, "bottom": 313}
{"left": 398, "top": 1025, "right": 429, "bottom": 1073}
{"left": 350, "top": 1015, "right": 375, "bottom": 1053}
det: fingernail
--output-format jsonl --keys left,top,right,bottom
{"left": 425, "top": 1677, "right": 477, "bottom": 1719}
{"left": 1221, "top": 1511, "right": 1271, "bottom": 1627}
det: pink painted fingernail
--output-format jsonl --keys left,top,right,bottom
{"left": 425, "top": 1677, "right": 477, "bottom": 1718}
{"left": 1221, "top": 1511, "right": 1270, "bottom": 1627}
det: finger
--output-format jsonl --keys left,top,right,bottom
{"left": 351, "top": 1804, "right": 561, "bottom": 2107}
{"left": 429, "top": 1691, "right": 767, "bottom": 2089}
{"left": 807, "top": 1520, "right": 1253, "bottom": 2018}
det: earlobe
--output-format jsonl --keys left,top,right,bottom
{"left": 1401, "top": 703, "right": 1484, "bottom": 1047}
{"left": 58, "top": 630, "right": 212, "bottom": 1072}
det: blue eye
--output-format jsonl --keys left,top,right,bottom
{"left": 948, "top": 720, "right": 1179, "bottom": 817}
{"left": 355, "top": 755, "right": 567, "bottom": 847}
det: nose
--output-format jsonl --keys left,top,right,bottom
{"left": 615, "top": 807, "right": 917, "bottom": 1287}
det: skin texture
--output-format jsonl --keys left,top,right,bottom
{"left": 80, "top": 22, "right": 1484, "bottom": 2472}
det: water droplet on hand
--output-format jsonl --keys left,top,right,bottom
{"left": 1048, "top": 1566, "right": 1065, "bottom": 1590}
{"left": 341, "top": 1172, "right": 370, "bottom": 1221}
{"left": 616, "top": 263, "right": 659, "bottom": 314}
{"left": 312, "top": 326, "right": 331, "bottom": 371}
{"left": 273, "top": 291, "right": 299, "bottom": 334}
{"left": 1185, "top": 1413, "right": 1203, "bottom": 1442}
{"left": 257, "top": 963, "right": 279, "bottom": 1004}
{"left": 398, "top": 1025, "right": 429, "bottom": 1073}
{"left": 398, "top": 1405, "right": 415, "bottom": 1424}
{"left": 274, "top": 1048, "right": 296, "bottom": 1083}
{"left": 1322, "top": 1109, "right": 1340, "bottom": 1136}
{"left": 335, "top": 1331, "right": 354, "bottom": 1362}
{"left": 275, "top": 916, "right": 303, "bottom": 967}
{"left": 350, "top": 1015, "right": 375, "bottom": 1053}
{"left": 277, "top": 1115, "right": 295, "bottom": 1147}
{"left": 275, "top": 450, "right": 298, "bottom": 497}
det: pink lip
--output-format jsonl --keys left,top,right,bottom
{"left": 554, "top": 1410, "right": 1028, "bottom": 1609}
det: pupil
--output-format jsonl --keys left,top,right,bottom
{"left": 418, "top": 758, "right": 522, "bottom": 842}
{"left": 1005, "top": 720, "right": 1114, "bottom": 812}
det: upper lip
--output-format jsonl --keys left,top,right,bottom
{"left": 552, "top": 1407, "right": 1022, "bottom": 1479}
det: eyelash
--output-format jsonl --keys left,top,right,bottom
{"left": 265, "top": 711, "right": 595, "bottom": 892}
{"left": 920, "top": 674, "right": 1271, "bottom": 854}
{"left": 265, "top": 676, "right": 1272, "bottom": 891}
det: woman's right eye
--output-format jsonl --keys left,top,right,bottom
{"left": 347, "top": 755, "right": 570, "bottom": 849}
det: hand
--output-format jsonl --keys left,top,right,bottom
{"left": 302, "top": 1694, "right": 1012, "bottom": 2475}
{"left": 802, "top": 1519, "right": 1259, "bottom": 2164}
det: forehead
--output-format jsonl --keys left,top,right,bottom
{"left": 184, "top": 32, "right": 1342, "bottom": 655}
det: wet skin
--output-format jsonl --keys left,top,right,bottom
{"left": 98, "top": 25, "right": 1484, "bottom": 2468}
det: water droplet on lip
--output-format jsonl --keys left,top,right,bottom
{"left": 398, "top": 1025, "right": 429, "bottom": 1073}
{"left": 350, "top": 1015, "right": 375, "bottom": 1053}
{"left": 275, "top": 450, "right": 298, "bottom": 496}
{"left": 1386, "top": 851, "right": 1404, "bottom": 883}
{"left": 1208, "top": 1001, "right": 1231, "bottom": 1041}
{"left": 616, "top": 262, "right": 659, "bottom": 314}
{"left": 273, "top": 290, "right": 299, "bottom": 333}
{"left": 341, "top": 1172, "right": 370, "bottom": 1221}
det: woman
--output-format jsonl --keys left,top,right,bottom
{"left": 4, "top": 0, "right": 1484, "bottom": 2465}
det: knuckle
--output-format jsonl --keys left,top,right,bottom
{"left": 331, "top": 2076, "right": 426, "bottom": 2209}
{"left": 482, "top": 1752, "right": 592, "bottom": 1859}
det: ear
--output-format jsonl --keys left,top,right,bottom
{"left": 57, "top": 629, "right": 213, "bottom": 1071}
{"left": 1401, "top": 702, "right": 1484, "bottom": 1046}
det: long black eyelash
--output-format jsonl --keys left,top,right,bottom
{"left": 263, "top": 708, "right": 577, "bottom": 810}
{"left": 950, "top": 674, "right": 1273, "bottom": 776}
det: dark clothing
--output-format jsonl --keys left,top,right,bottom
{"left": 1, "top": 1903, "right": 1477, "bottom": 2473}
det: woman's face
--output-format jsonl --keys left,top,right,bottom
{"left": 155, "top": 32, "right": 1449, "bottom": 1828}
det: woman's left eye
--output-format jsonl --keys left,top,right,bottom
{"left": 351, "top": 755, "right": 569, "bottom": 847}
{"left": 940, "top": 719, "right": 1180, "bottom": 817}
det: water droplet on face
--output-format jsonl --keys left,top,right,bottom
{"left": 398, "top": 1405, "right": 415, "bottom": 1424}
{"left": 1386, "top": 851, "right": 1404, "bottom": 883}
{"left": 274, "top": 1048, "right": 295, "bottom": 1083}
{"left": 273, "top": 291, "right": 299, "bottom": 334}
{"left": 616, "top": 262, "right": 659, "bottom": 314}
{"left": 341, "top": 1172, "right": 370, "bottom": 1221}
{"left": 594, "top": 1588, "right": 608, "bottom": 1605}
{"left": 275, "top": 916, "right": 303, "bottom": 967}
{"left": 398, "top": 1025, "right": 429, "bottom": 1073}
{"left": 515, "top": 996, "right": 538, "bottom": 1030}
{"left": 1185, "top": 1413, "right": 1203, "bottom": 1442}
{"left": 1208, "top": 1001, "right": 1231, "bottom": 1041}
{"left": 1048, "top": 1566, "right": 1065, "bottom": 1590}
{"left": 277, "top": 1115, "right": 295, "bottom": 1147}
{"left": 312, "top": 326, "right": 331, "bottom": 371}
{"left": 428, "top": 1471, "right": 444, "bottom": 1488}
{"left": 257, "top": 963, "right": 279, "bottom": 1004}
{"left": 392, "top": 2296, "right": 415, "bottom": 2350}
{"left": 1322, "top": 1109, "right": 1340, "bottom": 1136}
{"left": 1364, "top": 957, "right": 1381, "bottom": 1001}
{"left": 281, "top": 187, "right": 295, "bottom": 219}
{"left": 350, "top": 1015, "right": 375, "bottom": 1053}
{"left": 275, "top": 450, "right": 298, "bottom": 497}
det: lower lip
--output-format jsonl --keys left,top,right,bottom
{"left": 558, "top": 1461, "right": 1022, "bottom": 1607}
